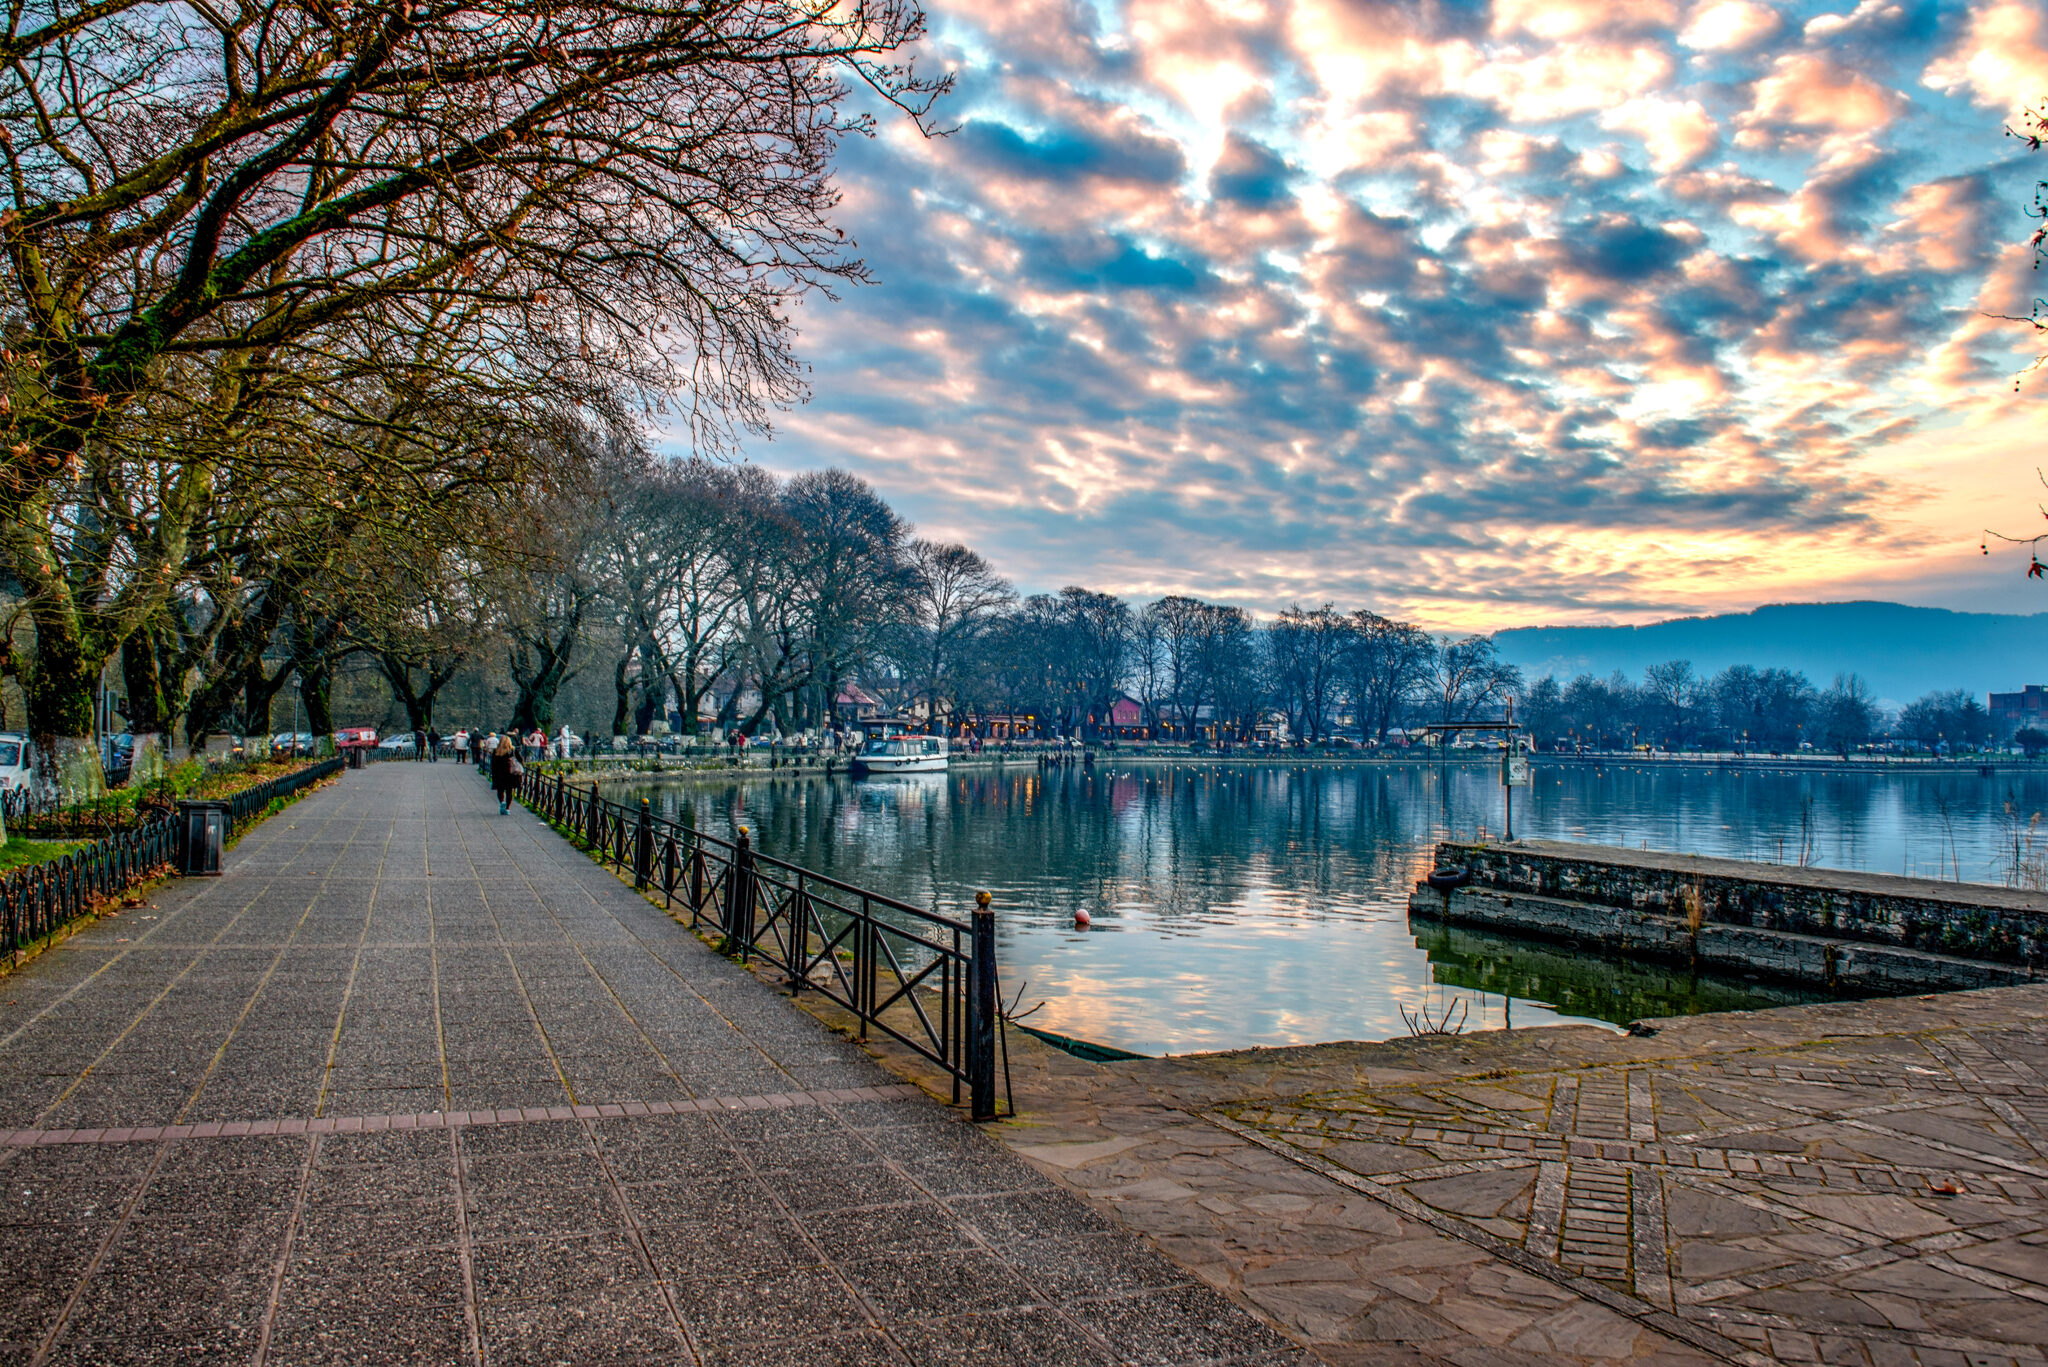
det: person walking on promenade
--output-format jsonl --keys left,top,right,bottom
{"left": 490, "top": 736, "right": 521, "bottom": 814}
{"left": 413, "top": 726, "right": 427, "bottom": 760}
{"left": 426, "top": 727, "right": 441, "bottom": 763}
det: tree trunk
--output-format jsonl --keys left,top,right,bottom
{"left": 611, "top": 648, "right": 634, "bottom": 736}
{"left": 120, "top": 626, "right": 174, "bottom": 788}
{"left": 25, "top": 607, "right": 104, "bottom": 800}
{"left": 299, "top": 669, "right": 335, "bottom": 755}
{"left": 508, "top": 636, "right": 575, "bottom": 733}
{"left": 129, "top": 733, "right": 168, "bottom": 786}
{"left": 47, "top": 736, "right": 102, "bottom": 803}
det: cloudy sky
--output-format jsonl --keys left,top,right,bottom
{"left": 703, "top": 0, "right": 2048, "bottom": 630}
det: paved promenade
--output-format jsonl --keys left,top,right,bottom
{"left": 0, "top": 762, "right": 1300, "bottom": 1366}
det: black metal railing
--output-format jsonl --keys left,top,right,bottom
{"left": 518, "top": 769, "right": 1003, "bottom": 1119}
{"left": 0, "top": 814, "right": 179, "bottom": 958}
{"left": 221, "top": 757, "right": 345, "bottom": 823}
{"left": 3, "top": 755, "right": 344, "bottom": 837}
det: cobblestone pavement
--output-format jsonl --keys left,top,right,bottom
{"left": 808, "top": 962, "right": 2048, "bottom": 1367}
{"left": 1214, "top": 1006, "right": 2048, "bottom": 1367}
{"left": 0, "top": 762, "right": 1302, "bottom": 1366}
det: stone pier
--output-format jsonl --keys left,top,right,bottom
{"left": 1408, "top": 840, "right": 2044, "bottom": 995}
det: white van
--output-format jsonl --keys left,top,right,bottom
{"left": 0, "top": 732, "right": 34, "bottom": 793}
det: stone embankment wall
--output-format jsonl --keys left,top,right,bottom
{"left": 1409, "top": 839, "right": 2044, "bottom": 995}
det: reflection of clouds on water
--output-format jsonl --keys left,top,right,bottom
{"left": 605, "top": 764, "right": 2041, "bottom": 1056}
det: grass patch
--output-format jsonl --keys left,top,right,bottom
{"left": 0, "top": 837, "right": 86, "bottom": 872}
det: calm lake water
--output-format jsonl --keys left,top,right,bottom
{"left": 608, "top": 760, "right": 2048, "bottom": 1056}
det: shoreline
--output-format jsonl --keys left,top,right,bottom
{"left": 542, "top": 749, "right": 2048, "bottom": 781}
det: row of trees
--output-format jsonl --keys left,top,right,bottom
{"left": 342, "top": 451, "right": 2018, "bottom": 758}
{"left": 1522, "top": 667, "right": 2001, "bottom": 756}
{"left": 1523, "top": 665, "right": 1879, "bottom": 754}
{"left": 0, "top": 0, "right": 942, "bottom": 794}
{"left": 464, "top": 469, "right": 1537, "bottom": 745}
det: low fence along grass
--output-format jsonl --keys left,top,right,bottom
{"left": 1, "top": 757, "right": 344, "bottom": 965}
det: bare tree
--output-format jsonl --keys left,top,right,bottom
{"left": 1425, "top": 635, "right": 1521, "bottom": 726}
{"left": 1059, "top": 588, "right": 1133, "bottom": 738}
{"left": 1269, "top": 605, "right": 1351, "bottom": 742}
{"left": 0, "top": 0, "right": 945, "bottom": 502}
{"left": 906, "top": 541, "right": 1013, "bottom": 730}
{"left": 1643, "top": 660, "right": 1703, "bottom": 748}
{"left": 1345, "top": 611, "right": 1433, "bottom": 742}
{"left": 1147, "top": 595, "right": 1209, "bottom": 737}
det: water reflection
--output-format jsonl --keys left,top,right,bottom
{"left": 608, "top": 761, "right": 2048, "bottom": 1056}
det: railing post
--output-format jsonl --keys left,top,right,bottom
{"left": 689, "top": 842, "right": 705, "bottom": 922}
{"left": 726, "top": 828, "right": 755, "bottom": 957}
{"left": 634, "top": 799, "right": 653, "bottom": 891}
{"left": 856, "top": 895, "right": 871, "bottom": 1041}
{"left": 553, "top": 771, "right": 566, "bottom": 823}
{"left": 969, "top": 890, "right": 998, "bottom": 1121}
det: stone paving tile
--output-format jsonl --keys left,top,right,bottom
{"left": 0, "top": 762, "right": 1291, "bottom": 1365}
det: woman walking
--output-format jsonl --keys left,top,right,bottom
{"left": 490, "top": 735, "right": 522, "bottom": 814}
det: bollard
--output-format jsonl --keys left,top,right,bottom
{"left": 633, "top": 798, "right": 653, "bottom": 891}
{"left": 969, "top": 890, "right": 998, "bottom": 1121}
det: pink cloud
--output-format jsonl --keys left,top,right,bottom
{"left": 1464, "top": 42, "right": 1676, "bottom": 122}
{"left": 1493, "top": 0, "right": 1682, "bottom": 42}
{"left": 1680, "top": 0, "right": 1783, "bottom": 52}
{"left": 1602, "top": 96, "right": 1721, "bottom": 171}
{"left": 1884, "top": 177, "right": 1992, "bottom": 274}
{"left": 1741, "top": 52, "right": 1905, "bottom": 140}
{"left": 1922, "top": 1, "right": 2048, "bottom": 119}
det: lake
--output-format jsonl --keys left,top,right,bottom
{"left": 606, "top": 760, "right": 2048, "bottom": 1056}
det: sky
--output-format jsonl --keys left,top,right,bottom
{"left": 688, "top": 0, "right": 2048, "bottom": 632}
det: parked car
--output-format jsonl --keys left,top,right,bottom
{"left": 0, "top": 732, "right": 35, "bottom": 792}
{"left": 375, "top": 734, "right": 417, "bottom": 757}
{"left": 270, "top": 731, "right": 317, "bottom": 754}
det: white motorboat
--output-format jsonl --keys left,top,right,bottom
{"left": 851, "top": 734, "right": 949, "bottom": 775}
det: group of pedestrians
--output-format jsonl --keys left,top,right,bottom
{"left": 428, "top": 725, "right": 579, "bottom": 814}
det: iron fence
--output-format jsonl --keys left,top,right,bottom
{"left": 0, "top": 815, "right": 179, "bottom": 958}
{"left": 519, "top": 769, "right": 1003, "bottom": 1119}
{"left": 2, "top": 756, "right": 345, "bottom": 838}
{"left": 221, "top": 757, "right": 345, "bottom": 823}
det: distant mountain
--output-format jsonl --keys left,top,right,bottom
{"left": 1492, "top": 602, "right": 2048, "bottom": 708}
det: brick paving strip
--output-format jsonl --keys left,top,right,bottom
{"left": 0, "top": 763, "right": 1307, "bottom": 1367}
{"left": 0, "top": 1084, "right": 926, "bottom": 1147}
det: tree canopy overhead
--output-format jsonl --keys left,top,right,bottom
{"left": 0, "top": 0, "right": 945, "bottom": 504}
{"left": 0, "top": 0, "right": 944, "bottom": 792}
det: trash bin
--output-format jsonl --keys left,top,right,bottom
{"left": 176, "top": 800, "right": 231, "bottom": 876}
{"left": 347, "top": 745, "right": 364, "bottom": 770}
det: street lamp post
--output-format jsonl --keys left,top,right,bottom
{"left": 290, "top": 674, "right": 302, "bottom": 757}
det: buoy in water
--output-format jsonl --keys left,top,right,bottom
{"left": 1073, "top": 909, "right": 1092, "bottom": 928}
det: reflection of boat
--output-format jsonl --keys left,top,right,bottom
{"left": 851, "top": 734, "right": 949, "bottom": 775}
